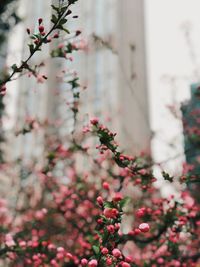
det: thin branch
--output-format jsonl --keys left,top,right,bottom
{"left": 120, "top": 224, "right": 168, "bottom": 245}
{"left": 0, "top": 2, "right": 71, "bottom": 87}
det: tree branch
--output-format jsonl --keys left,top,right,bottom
{"left": 0, "top": 1, "right": 72, "bottom": 87}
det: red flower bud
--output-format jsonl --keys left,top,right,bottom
{"left": 53, "top": 33, "right": 59, "bottom": 39}
{"left": 76, "top": 30, "right": 81, "bottom": 36}
{"left": 112, "top": 248, "right": 121, "bottom": 258}
{"left": 38, "top": 18, "right": 43, "bottom": 24}
{"left": 134, "top": 228, "right": 141, "bottom": 235}
{"left": 88, "top": 259, "right": 98, "bottom": 267}
{"left": 102, "top": 182, "right": 109, "bottom": 190}
{"left": 81, "top": 258, "right": 88, "bottom": 266}
{"left": 122, "top": 262, "right": 131, "bottom": 267}
{"left": 106, "top": 258, "right": 113, "bottom": 265}
{"left": 101, "top": 247, "right": 108, "bottom": 255}
{"left": 90, "top": 117, "right": 99, "bottom": 125}
{"left": 112, "top": 192, "right": 123, "bottom": 202}
{"left": 139, "top": 223, "right": 150, "bottom": 233}
{"left": 39, "top": 25, "right": 44, "bottom": 33}
{"left": 97, "top": 196, "right": 103, "bottom": 206}
{"left": 66, "top": 10, "right": 72, "bottom": 16}
{"left": 136, "top": 208, "right": 146, "bottom": 218}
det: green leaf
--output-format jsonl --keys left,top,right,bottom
{"left": 68, "top": 0, "right": 78, "bottom": 4}
{"left": 47, "top": 152, "right": 55, "bottom": 161}
{"left": 22, "top": 128, "right": 31, "bottom": 135}
{"left": 30, "top": 36, "right": 37, "bottom": 40}
{"left": 62, "top": 27, "right": 70, "bottom": 34}
{"left": 92, "top": 245, "right": 100, "bottom": 255}
{"left": 162, "top": 171, "right": 174, "bottom": 183}
{"left": 56, "top": 24, "right": 70, "bottom": 34}
{"left": 114, "top": 155, "right": 127, "bottom": 168}
{"left": 51, "top": 14, "right": 57, "bottom": 24}
{"left": 103, "top": 201, "right": 114, "bottom": 208}
{"left": 11, "top": 64, "right": 18, "bottom": 71}
{"left": 51, "top": 4, "right": 59, "bottom": 12}
{"left": 28, "top": 44, "right": 34, "bottom": 54}
{"left": 60, "top": 18, "right": 68, "bottom": 25}
{"left": 61, "top": 6, "right": 68, "bottom": 13}
{"left": 119, "top": 196, "right": 131, "bottom": 209}
{"left": 77, "top": 183, "right": 84, "bottom": 190}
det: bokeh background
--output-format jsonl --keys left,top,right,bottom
{"left": 1, "top": 0, "right": 200, "bottom": 196}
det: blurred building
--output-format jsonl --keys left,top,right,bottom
{"left": 181, "top": 83, "right": 200, "bottom": 201}
{"left": 75, "top": 0, "right": 151, "bottom": 154}
{"left": 4, "top": 0, "right": 53, "bottom": 162}
{"left": 4, "top": 0, "right": 151, "bottom": 162}
{"left": 0, "top": 0, "right": 22, "bottom": 163}
{"left": 182, "top": 83, "right": 200, "bottom": 174}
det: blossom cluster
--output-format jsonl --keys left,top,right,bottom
{"left": 0, "top": 1, "right": 200, "bottom": 267}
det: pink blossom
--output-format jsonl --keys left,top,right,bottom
{"left": 139, "top": 223, "right": 150, "bottom": 233}
{"left": 88, "top": 259, "right": 98, "bottom": 267}
{"left": 112, "top": 248, "right": 122, "bottom": 258}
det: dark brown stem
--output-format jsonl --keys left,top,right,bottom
{"left": 120, "top": 224, "right": 168, "bottom": 245}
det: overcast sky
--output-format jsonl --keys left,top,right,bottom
{"left": 145, "top": 0, "right": 200, "bottom": 175}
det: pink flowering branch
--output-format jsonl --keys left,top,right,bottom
{"left": 0, "top": 0, "right": 77, "bottom": 90}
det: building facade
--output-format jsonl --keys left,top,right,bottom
{"left": 4, "top": 0, "right": 151, "bottom": 162}
{"left": 75, "top": 0, "right": 151, "bottom": 154}
{"left": 181, "top": 83, "right": 200, "bottom": 202}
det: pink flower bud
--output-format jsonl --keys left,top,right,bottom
{"left": 139, "top": 223, "right": 150, "bottom": 233}
{"left": 50, "top": 259, "right": 58, "bottom": 267}
{"left": 136, "top": 208, "right": 146, "bottom": 218}
{"left": 101, "top": 247, "right": 108, "bottom": 255}
{"left": 102, "top": 182, "right": 110, "bottom": 190}
{"left": 107, "top": 225, "right": 115, "bottom": 233}
{"left": 88, "top": 259, "right": 98, "bottom": 267}
{"left": 90, "top": 117, "right": 99, "bottom": 125}
{"left": 157, "top": 257, "right": 164, "bottom": 264}
{"left": 19, "top": 241, "right": 26, "bottom": 248}
{"left": 103, "top": 208, "right": 118, "bottom": 219}
{"left": 125, "top": 256, "right": 133, "bottom": 263}
{"left": 121, "top": 262, "right": 131, "bottom": 267}
{"left": 48, "top": 244, "right": 56, "bottom": 250}
{"left": 57, "top": 247, "right": 64, "bottom": 252}
{"left": 112, "top": 192, "right": 123, "bottom": 202}
{"left": 38, "top": 18, "right": 43, "bottom": 24}
{"left": 66, "top": 253, "right": 73, "bottom": 260}
{"left": 5, "top": 234, "right": 15, "bottom": 247}
{"left": 97, "top": 196, "right": 103, "bottom": 205}
{"left": 106, "top": 258, "right": 113, "bottom": 265}
{"left": 134, "top": 228, "right": 141, "bottom": 235}
{"left": 112, "top": 248, "right": 121, "bottom": 258}
{"left": 39, "top": 25, "right": 44, "bottom": 33}
{"left": 81, "top": 258, "right": 88, "bottom": 266}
